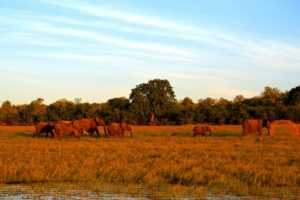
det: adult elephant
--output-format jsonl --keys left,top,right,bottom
{"left": 73, "top": 117, "right": 107, "bottom": 137}
{"left": 193, "top": 125, "right": 212, "bottom": 137}
{"left": 107, "top": 122, "right": 133, "bottom": 138}
{"left": 54, "top": 120, "right": 85, "bottom": 139}
{"left": 35, "top": 121, "right": 55, "bottom": 137}
{"left": 242, "top": 119, "right": 270, "bottom": 136}
{"left": 268, "top": 120, "right": 299, "bottom": 137}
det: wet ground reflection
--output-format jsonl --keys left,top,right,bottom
{"left": 0, "top": 185, "right": 287, "bottom": 199}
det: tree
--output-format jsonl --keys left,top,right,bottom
{"left": 233, "top": 95, "right": 245, "bottom": 103}
{"left": 181, "top": 97, "right": 194, "bottom": 106}
{"left": 30, "top": 98, "right": 47, "bottom": 122}
{"left": 129, "top": 79, "right": 176, "bottom": 124}
{"left": 198, "top": 97, "right": 217, "bottom": 106}
{"left": 106, "top": 97, "right": 131, "bottom": 122}
{"left": 46, "top": 99, "right": 74, "bottom": 121}
{"left": 0, "top": 101, "right": 18, "bottom": 124}
{"left": 287, "top": 85, "right": 300, "bottom": 105}
{"left": 260, "top": 86, "right": 282, "bottom": 104}
{"left": 175, "top": 98, "right": 196, "bottom": 125}
{"left": 107, "top": 97, "right": 130, "bottom": 112}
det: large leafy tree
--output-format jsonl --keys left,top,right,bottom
{"left": 129, "top": 79, "right": 176, "bottom": 124}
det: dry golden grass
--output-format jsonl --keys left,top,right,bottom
{"left": 0, "top": 125, "right": 300, "bottom": 198}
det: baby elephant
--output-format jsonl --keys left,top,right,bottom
{"left": 193, "top": 125, "right": 212, "bottom": 137}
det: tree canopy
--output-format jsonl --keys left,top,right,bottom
{"left": 287, "top": 85, "right": 300, "bottom": 105}
{"left": 129, "top": 79, "right": 176, "bottom": 124}
{"left": 1, "top": 81, "right": 300, "bottom": 125}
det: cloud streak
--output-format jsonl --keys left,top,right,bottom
{"left": 41, "top": 0, "right": 300, "bottom": 70}
{"left": 3, "top": 6, "right": 300, "bottom": 70}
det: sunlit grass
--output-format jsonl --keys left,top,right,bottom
{"left": 0, "top": 125, "right": 299, "bottom": 198}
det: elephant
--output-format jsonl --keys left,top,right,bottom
{"left": 35, "top": 121, "right": 55, "bottom": 137}
{"left": 54, "top": 120, "right": 83, "bottom": 139}
{"left": 107, "top": 122, "right": 133, "bottom": 137}
{"left": 73, "top": 117, "right": 107, "bottom": 137}
{"left": 242, "top": 119, "right": 270, "bottom": 136}
{"left": 267, "top": 120, "right": 299, "bottom": 137}
{"left": 193, "top": 125, "right": 212, "bottom": 137}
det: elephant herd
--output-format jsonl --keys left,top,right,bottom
{"left": 36, "top": 118, "right": 297, "bottom": 139}
{"left": 35, "top": 117, "right": 133, "bottom": 139}
{"left": 193, "top": 119, "right": 299, "bottom": 137}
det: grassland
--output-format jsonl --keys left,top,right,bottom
{"left": 0, "top": 124, "right": 300, "bottom": 198}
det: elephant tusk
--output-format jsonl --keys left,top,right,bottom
{"left": 83, "top": 130, "right": 89, "bottom": 135}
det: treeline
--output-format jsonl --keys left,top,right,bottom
{"left": 1, "top": 79, "right": 300, "bottom": 125}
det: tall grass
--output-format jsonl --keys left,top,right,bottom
{"left": 0, "top": 125, "right": 299, "bottom": 198}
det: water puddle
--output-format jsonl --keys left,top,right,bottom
{"left": 1, "top": 185, "right": 149, "bottom": 199}
{"left": 0, "top": 185, "right": 289, "bottom": 199}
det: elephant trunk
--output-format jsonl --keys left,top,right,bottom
{"left": 130, "top": 130, "right": 133, "bottom": 138}
{"left": 266, "top": 122, "right": 271, "bottom": 136}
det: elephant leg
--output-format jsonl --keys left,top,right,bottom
{"left": 74, "top": 130, "right": 80, "bottom": 139}
{"left": 36, "top": 129, "right": 41, "bottom": 137}
{"left": 258, "top": 127, "right": 262, "bottom": 136}
{"left": 50, "top": 130, "right": 55, "bottom": 138}
{"left": 53, "top": 131, "right": 59, "bottom": 139}
{"left": 95, "top": 128, "right": 100, "bottom": 137}
{"left": 89, "top": 130, "right": 94, "bottom": 137}
{"left": 56, "top": 132, "right": 62, "bottom": 140}
{"left": 104, "top": 127, "right": 108, "bottom": 137}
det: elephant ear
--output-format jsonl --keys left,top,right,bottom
{"left": 120, "top": 123, "right": 127, "bottom": 130}
{"left": 95, "top": 117, "right": 105, "bottom": 126}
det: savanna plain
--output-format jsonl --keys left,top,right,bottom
{"left": 0, "top": 125, "right": 300, "bottom": 198}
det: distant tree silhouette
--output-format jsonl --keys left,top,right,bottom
{"left": 1, "top": 81, "right": 300, "bottom": 125}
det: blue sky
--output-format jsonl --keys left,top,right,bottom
{"left": 1, "top": 0, "right": 300, "bottom": 104}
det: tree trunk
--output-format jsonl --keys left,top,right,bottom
{"left": 149, "top": 112, "right": 155, "bottom": 126}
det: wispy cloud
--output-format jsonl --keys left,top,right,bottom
{"left": 41, "top": 0, "right": 300, "bottom": 70}
{"left": 3, "top": 16, "right": 198, "bottom": 58}
{"left": 3, "top": 6, "right": 300, "bottom": 70}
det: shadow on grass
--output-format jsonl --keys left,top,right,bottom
{"left": 15, "top": 132, "right": 35, "bottom": 138}
{"left": 169, "top": 131, "right": 241, "bottom": 138}
{"left": 211, "top": 131, "right": 241, "bottom": 137}
{"left": 7, "top": 131, "right": 242, "bottom": 139}
{"left": 134, "top": 130, "right": 242, "bottom": 138}
{"left": 171, "top": 131, "right": 192, "bottom": 137}
{"left": 0, "top": 131, "right": 34, "bottom": 139}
